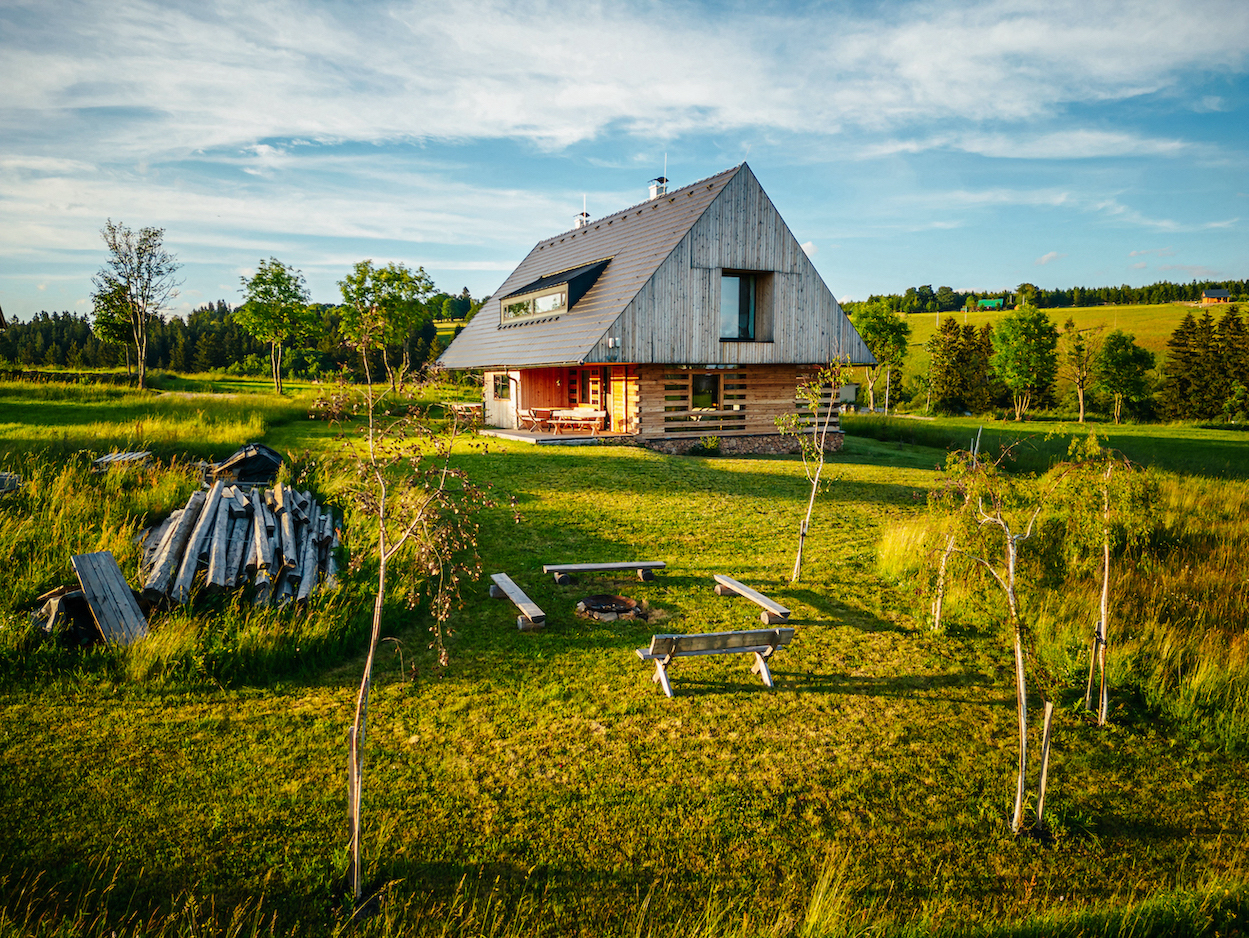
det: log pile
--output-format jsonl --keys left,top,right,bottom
{"left": 141, "top": 480, "right": 339, "bottom": 606}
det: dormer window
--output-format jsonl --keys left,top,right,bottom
{"left": 498, "top": 257, "right": 610, "bottom": 326}
{"left": 503, "top": 288, "right": 567, "bottom": 322}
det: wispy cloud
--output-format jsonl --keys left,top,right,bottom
{"left": 1129, "top": 246, "right": 1176, "bottom": 257}
{"left": 1159, "top": 263, "right": 1221, "bottom": 278}
{"left": 1035, "top": 251, "right": 1067, "bottom": 266}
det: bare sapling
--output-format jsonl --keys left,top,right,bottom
{"left": 775, "top": 360, "right": 848, "bottom": 583}
{"left": 1061, "top": 434, "right": 1153, "bottom": 727}
{"left": 322, "top": 325, "right": 487, "bottom": 904}
{"left": 932, "top": 443, "right": 1068, "bottom": 833}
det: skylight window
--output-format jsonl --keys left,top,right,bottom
{"left": 503, "top": 288, "right": 567, "bottom": 322}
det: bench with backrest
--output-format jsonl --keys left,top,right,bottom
{"left": 635, "top": 627, "right": 795, "bottom": 698}
{"left": 489, "top": 572, "right": 546, "bottom": 631}
{"left": 543, "top": 561, "right": 666, "bottom": 584}
{"left": 713, "top": 574, "right": 791, "bottom": 625}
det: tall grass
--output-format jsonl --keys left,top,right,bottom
{"left": 878, "top": 472, "right": 1249, "bottom": 749}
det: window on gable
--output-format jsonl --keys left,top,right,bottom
{"left": 720, "top": 274, "right": 756, "bottom": 340}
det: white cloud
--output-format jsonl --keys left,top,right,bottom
{"left": 801, "top": 241, "right": 818, "bottom": 257}
{"left": 1159, "top": 263, "right": 1221, "bottom": 278}
{"left": 1035, "top": 251, "right": 1067, "bottom": 266}
{"left": 1129, "top": 247, "right": 1176, "bottom": 257}
{"left": 1132, "top": 261, "right": 1148, "bottom": 269}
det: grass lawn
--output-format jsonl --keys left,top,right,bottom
{"left": 1, "top": 386, "right": 1248, "bottom": 936}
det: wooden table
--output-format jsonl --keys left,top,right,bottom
{"left": 443, "top": 402, "right": 483, "bottom": 422}
{"left": 550, "top": 409, "right": 606, "bottom": 434}
{"left": 519, "top": 408, "right": 554, "bottom": 431}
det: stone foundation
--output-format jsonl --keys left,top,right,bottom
{"left": 643, "top": 432, "right": 845, "bottom": 456}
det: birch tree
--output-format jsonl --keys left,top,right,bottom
{"left": 328, "top": 287, "right": 488, "bottom": 905}
{"left": 91, "top": 220, "right": 181, "bottom": 390}
{"left": 932, "top": 446, "right": 1067, "bottom": 832}
{"left": 237, "top": 258, "right": 319, "bottom": 394}
{"left": 775, "top": 360, "right": 847, "bottom": 582}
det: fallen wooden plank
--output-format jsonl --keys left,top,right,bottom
{"left": 713, "top": 574, "right": 791, "bottom": 624}
{"left": 206, "top": 489, "right": 233, "bottom": 592}
{"left": 296, "top": 503, "right": 321, "bottom": 602}
{"left": 72, "top": 551, "right": 147, "bottom": 646}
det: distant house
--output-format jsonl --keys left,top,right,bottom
{"left": 438, "top": 164, "right": 873, "bottom": 453}
{"left": 1202, "top": 289, "right": 1231, "bottom": 304}
{"left": 977, "top": 298, "right": 1004, "bottom": 310}
{"left": 0, "top": 301, "right": 7, "bottom": 331}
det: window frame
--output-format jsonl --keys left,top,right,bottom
{"left": 501, "top": 286, "right": 568, "bottom": 323}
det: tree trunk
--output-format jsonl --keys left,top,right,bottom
{"left": 1097, "top": 473, "right": 1112, "bottom": 725}
{"left": 884, "top": 367, "right": 891, "bottom": 416}
{"left": 1035, "top": 699, "right": 1055, "bottom": 827}
{"left": 1006, "top": 541, "right": 1028, "bottom": 834}
{"left": 932, "top": 534, "right": 955, "bottom": 630}
{"left": 1077, "top": 386, "right": 1086, "bottom": 423}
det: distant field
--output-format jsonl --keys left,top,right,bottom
{"left": 860, "top": 302, "right": 1203, "bottom": 396}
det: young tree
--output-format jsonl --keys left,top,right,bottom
{"left": 775, "top": 360, "right": 847, "bottom": 582}
{"left": 1097, "top": 330, "right": 1154, "bottom": 424}
{"left": 850, "top": 302, "right": 911, "bottom": 413}
{"left": 1158, "top": 312, "right": 1197, "bottom": 419}
{"left": 91, "top": 220, "right": 181, "bottom": 390}
{"left": 90, "top": 279, "right": 136, "bottom": 375}
{"left": 991, "top": 306, "right": 1058, "bottom": 420}
{"left": 932, "top": 446, "right": 1067, "bottom": 832}
{"left": 339, "top": 260, "right": 436, "bottom": 391}
{"left": 1060, "top": 319, "right": 1104, "bottom": 423}
{"left": 327, "top": 303, "right": 488, "bottom": 902}
{"left": 237, "top": 258, "right": 318, "bottom": 393}
{"left": 927, "top": 316, "right": 967, "bottom": 414}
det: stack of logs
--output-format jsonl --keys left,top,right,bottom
{"left": 141, "top": 480, "right": 339, "bottom": 606}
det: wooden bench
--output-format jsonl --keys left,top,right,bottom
{"left": 71, "top": 551, "right": 148, "bottom": 646}
{"left": 713, "top": 574, "right": 791, "bottom": 625}
{"left": 91, "top": 450, "right": 152, "bottom": 472}
{"left": 543, "top": 561, "right": 666, "bottom": 584}
{"left": 489, "top": 572, "right": 546, "bottom": 631}
{"left": 636, "top": 627, "right": 795, "bottom": 698}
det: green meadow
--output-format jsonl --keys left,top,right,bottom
{"left": 1, "top": 379, "right": 1248, "bottom": 937}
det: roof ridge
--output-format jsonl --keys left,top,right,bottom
{"left": 539, "top": 164, "right": 743, "bottom": 242}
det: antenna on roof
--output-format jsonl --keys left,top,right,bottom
{"left": 574, "top": 193, "right": 590, "bottom": 229}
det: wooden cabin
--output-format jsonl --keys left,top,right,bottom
{"left": 1202, "top": 289, "right": 1231, "bottom": 305}
{"left": 438, "top": 164, "right": 873, "bottom": 453}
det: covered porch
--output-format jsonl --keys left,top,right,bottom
{"left": 484, "top": 364, "right": 639, "bottom": 434}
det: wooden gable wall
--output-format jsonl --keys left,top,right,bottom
{"left": 586, "top": 165, "right": 866, "bottom": 366}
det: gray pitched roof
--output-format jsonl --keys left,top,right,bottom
{"left": 440, "top": 165, "right": 742, "bottom": 370}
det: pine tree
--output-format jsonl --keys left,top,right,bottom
{"left": 1159, "top": 312, "right": 1197, "bottom": 418}
{"left": 928, "top": 316, "right": 967, "bottom": 413}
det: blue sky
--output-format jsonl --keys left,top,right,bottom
{"left": 1, "top": 0, "right": 1246, "bottom": 321}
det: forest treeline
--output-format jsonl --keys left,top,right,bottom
{"left": 862, "top": 278, "right": 1249, "bottom": 314}
{"left": 0, "top": 289, "right": 480, "bottom": 381}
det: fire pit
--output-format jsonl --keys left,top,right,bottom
{"left": 576, "top": 595, "right": 648, "bottom": 622}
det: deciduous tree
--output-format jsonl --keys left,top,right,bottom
{"left": 1097, "top": 330, "right": 1154, "bottom": 424}
{"left": 90, "top": 220, "right": 181, "bottom": 390}
{"left": 339, "top": 260, "right": 435, "bottom": 391}
{"left": 991, "top": 305, "right": 1058, "bottom": 420}
{"left": 850, "top": 302, "right": 911, "bottom": 413}
{"left": 237, "top": 258, "right": 318, "bottom": 393}
{"left": 1060, "top": 319, "right": 1104, "bottom": 423}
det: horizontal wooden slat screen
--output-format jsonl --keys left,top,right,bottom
{"left": 635, "top": 364, "right": 840, "bottom": 439}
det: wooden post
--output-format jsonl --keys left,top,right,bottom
{"left": 1035, "top": 700, "right": 1055, "bottom": 827}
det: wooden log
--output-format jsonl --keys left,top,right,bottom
{"left": 1035, "top": 699, "right": 1056, "bottom": 827}
{"left": 296, "top": 504, "right": 321, "bottom": 601}
{"left": 206, "top": 489, "right": 234, "bottom": 592}
{"left": 249, "top": 488, "right": 275, "bottom": 573}
{"left": 143, "top": 490, "right": 206, "bottom": 601}
{"left": 324, "top": 526, "right": 340, "bottom": 590}
{"left": 172, "top": 481, "right": 226, "bottom": 603}
{"left": 225, "top": 514, "right": 250, "bottom": 589}
{"left": 142, "top": 509, "right": 181, "bottom": 582}
{"left": 254, "top": 565, "right": 272, "bottom": 606}
{"left": 274, "top": 483, "right": 298, "bottom": 573}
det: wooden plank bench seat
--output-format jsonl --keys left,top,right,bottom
{"left": 636, "top": 627, "right": 795, "bottom": 698}
{"left": 543, "top": 561, "right": 666, "bottom": 584}
{"left": 550, "top": 409, "right": 606, "bottom": 435}
{"left": 71, "top": 551, "right": 148, "bottom": 646}
{"left": 713, "top": 574, "right": 791, "bottom": 625}
{"left": 489, "top": 572, "right": 546, "bottom": 631}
